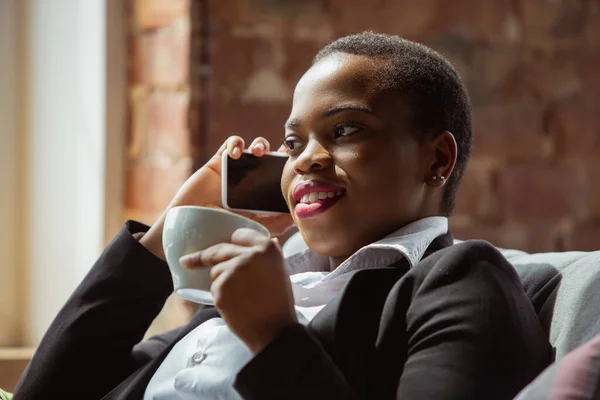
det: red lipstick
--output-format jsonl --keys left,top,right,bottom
{"left": 292, "top": 180, "right": 345, "bottom": 218}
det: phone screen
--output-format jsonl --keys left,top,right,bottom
{"left": 225, "top": 152, "right": 290, "bottom": 213}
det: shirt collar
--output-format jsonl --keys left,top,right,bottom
{"left": 285, "top": 216, "right": 448, "bottom": 279}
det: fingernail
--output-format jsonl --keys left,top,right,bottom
{"left": 232, "top": 147, "right": 241, "bottom": 157}
{"left": 255, "top": 143, "right": 265, "bottom": 151}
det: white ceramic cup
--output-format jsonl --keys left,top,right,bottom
{"left": 163, "top": 206, "right": 270, "bottom": 305}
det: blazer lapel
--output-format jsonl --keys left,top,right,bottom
{"left": 306, "top": 232, "right": 453, "bottom": 397}
{"left": 308, "top": 262, "right": 409, "bottom": 397}
{"left": 423, "top": 231, "right": 453, "bottom": 258}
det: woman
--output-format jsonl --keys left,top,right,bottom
{"left": 15, "top": 32, "right": 551, "bottom": 400}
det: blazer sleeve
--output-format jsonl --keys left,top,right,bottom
{"left": 14, "top": 221, "right": 176, "bottom": 400}
{"left": 388, "top": 241, "right": 551, "bottom": 400}
{"left": 234, "top": 241, "right": 551, "bottom": 400}
{"left": 234, "top": 323, "right": 357, "bottom": 400}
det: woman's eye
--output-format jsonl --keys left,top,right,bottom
{"left": 281, "top": 138, "right": 304, "bottom": 151}
{"left": 334, "top": 124, "right": 361, "bottom": 138}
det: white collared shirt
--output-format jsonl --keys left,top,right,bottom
{"left": 144, "top": 217, "right": 448, "bottom": 400}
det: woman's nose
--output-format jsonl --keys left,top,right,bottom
{"left": 293, "top": 139, "right": 333, "bottom": 175}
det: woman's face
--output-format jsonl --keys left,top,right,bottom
{"left": 281, "top": 53, "right": 437, "bottom": 259}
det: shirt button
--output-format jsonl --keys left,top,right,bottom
{"left": 192, "top": 351, "right": 206, "bottom": 364}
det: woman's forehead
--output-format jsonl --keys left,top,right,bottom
{"left": 289, "top": 54, "right": 405, "bottom": 123}
{"left": 291, "top": 54, "right": 385, "bottom": 112}
{"left": 296, "top": 55, "right": 382, "bottom": 97}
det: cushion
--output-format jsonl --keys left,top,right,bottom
{"left": 515, "top": 333, "right": 600, "bottom": 400}
{"left": 497, "top": 249, "right": 600, "bottom": 359}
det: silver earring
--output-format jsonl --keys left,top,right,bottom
{"left": 431, "top": 175, "right": 437, "bottom": 181}
{"left": 440, "top": 175, "right": 445, "bottom": 183}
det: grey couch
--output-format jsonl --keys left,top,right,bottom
{"left": 499, "top": 247, "right": 600, "bottom": 360}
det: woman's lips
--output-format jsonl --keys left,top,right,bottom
{"left": 292, "top": 180, "right": 345, "bottom": 219}
{"left": 294, "top": 195, "right": 344, "bottom": 218}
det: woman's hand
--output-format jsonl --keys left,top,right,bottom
{"left": 140, "top": 136, "right": 295, "bottom": 260}
{"left": 179, "top": 228, "right": 298, "bottom": 354}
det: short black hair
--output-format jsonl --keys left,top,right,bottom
{"left": 314, "top": 32, "right": 472, "bottom": 215}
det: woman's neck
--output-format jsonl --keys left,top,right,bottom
{"left": 328, "top": 256, "right": 347, "bottom": 272}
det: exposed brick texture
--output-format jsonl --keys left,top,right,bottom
{"left": 134, "top": 0, "right": 190, "bottom": 30}
{"left": 126, "top": 0, "right": 600, "bottom": 253}
{"left": 588, "top": 163, "right": 600, "bottom": 221}
{"left": 126, "top": 156, "right": 193, "bottom": 212}
{"left": 546, "top": 98, "right": 600, "bottom": 158}
{"left": 449, "top": 222, "right": 561, "bottom": 254}
{"left": 126, "top": 0, "right": 191, "bottom": 221}
{"left": 570, "top": 225, "right": 600, "bottom": 252}
{"left": 497, "top": 163, "right": 586, "bottom": 222}
{"left": 472, "top": 103, "right": 550, "bottom": 160}
{"left": 129, "top": 23, "right": 190, "bottom": 88}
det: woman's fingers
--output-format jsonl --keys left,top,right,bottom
{"left": 249, "top": 137, "right": 271, "bottom": 157}
{"left": 231, "top": 227, "right": 272, "bottom": 247}
{"left": 215, "top": 136, "right": 272, "bottom": 159}
{"left": 179, "top": 243, "right": 248, "bottom": 269}
{"left": 227, "top": 136, "right": 245, "bottom": 159}
{"left": 208, "top": 256, "right": 240, "bottom": 283}
{"left": 216, "top": 135, "right": 245, "bottom": 159}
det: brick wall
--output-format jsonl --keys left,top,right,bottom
{"left": 127, "top": 0, "right": 600, "bottom": 253}
{"left": 126, "top": 0, "right": 197, "bottom": 332}
{"left": 126, "top": 0, "right": 192, "bottom": 224}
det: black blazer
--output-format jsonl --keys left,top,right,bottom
{"left": 14, "top": 221, "right": 552, "bottom": 400}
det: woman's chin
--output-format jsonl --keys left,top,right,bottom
{"left": 300, "top": 232, "right": 354, "bottom": 260}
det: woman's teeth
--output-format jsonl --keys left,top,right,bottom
{"left": 299, "top": 191, "right": 343, "bottom": 204}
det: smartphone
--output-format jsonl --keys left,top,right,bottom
{"left": 221, "top": 150, "right": 290, "bottom": 215}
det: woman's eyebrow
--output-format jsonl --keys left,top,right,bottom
{"left": 284, "top": 104, "right": 374, "bottom": 130}
{"left": 284, "top": 118, "right": 300, "bottom": 130}
{"left": 324, "top": 103, "right": 374, "bottom": 117}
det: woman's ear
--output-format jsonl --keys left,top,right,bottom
{"left": 424, "top": 131, "right": 457, "bottom": 187}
